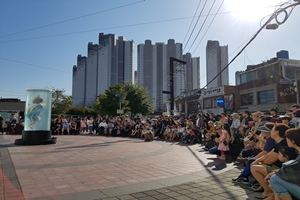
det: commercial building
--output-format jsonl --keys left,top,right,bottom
{"left": 199, "top": 85, "right": 238, "bottom": 115}
{"left": 235, "top": 58, "right": 300, "bottom": 113}
{"left": 72, "top": 33, "right": 134, "bottom": 107}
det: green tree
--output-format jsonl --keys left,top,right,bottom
{"left": 51, "top": 88, "right": 73, "bottom": 114}
{"left": 94, "top": 84, "right": 129, "bottom": 116}
{"left": 67, "top": 106, "right": 97, "bottom": 116}
{"left": 123, "top": 82, "right": 154, "bottom": 116}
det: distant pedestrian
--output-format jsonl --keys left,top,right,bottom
{"left": 0, "top": 116, "right": 3, "bottom": 134}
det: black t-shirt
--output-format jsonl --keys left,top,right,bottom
{"left": 272, "top": 139, "right": 288, "bottom": 168}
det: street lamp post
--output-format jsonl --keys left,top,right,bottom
{"left": 115, "top": 93, "right": 125, "bottom": 117}
{"left": 294, "top": 71, "right": 299, "bottom": 106}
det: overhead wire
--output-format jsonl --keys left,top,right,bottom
{"left": 182, "top": 0, "right": 202, "bottom": 45}
{"left": 165, "top": 0, "right": 219, "bottom": 85}
{"left": 200, "top": 1, "right": 300, "bottom": 90}
{"left": 0, "top": 16, "right": 204, "bottom": 44}
{"left": 173, "top": 2, "right": 279, "bottom": 80}
{"left": 0, "top": 4, "right": 281, "bottom": 44}
{"left": 0, "top": 57, "right": 71, "bottom": 74}
{"left": 183, "top": 0, "right": 208, "bottom": 52}
{"left": 0, "top": 0, "right": 146, "bottom": 39}
{"left": 161, "top": 0, "right": 203, "bottom": 81}
{"left": 187, "top": 0, "right": 217, "bottom": 53}
{"left": 192, "top": 0, "right": 224, "bottom": 55}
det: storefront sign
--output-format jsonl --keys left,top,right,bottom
{"left": 202, "top": 86, "right": 224, "bottom": 98}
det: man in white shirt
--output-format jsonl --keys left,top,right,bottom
{"left": 98, "top": 120, "right": 108, "bottom": 135}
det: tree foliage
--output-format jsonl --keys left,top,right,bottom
{"left": 51, "top": 88, "right": 73, "bottom": 114}
{"left": 67, "top": 106, "right": 97, "bottom": 116}
{"left": 94, "top": 84, "right": 129, "bottom": 116}
{"left": 123, "top": 82, "right": 154, "bottom": 116}
{"left": 94, "top": 83, "right": 154, "bottom": 117}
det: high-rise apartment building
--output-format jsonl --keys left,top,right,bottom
{"left": 183, "top": 53, "right": 200, "bottom": 91}
{"left": 72, "top": 33, "right": 134, "bottom": 107}
{"left": 206, "top": 40, "right": 229, "bottom": 88}
{"left": 137, "top": 39, "right": 184, "bottom": 111}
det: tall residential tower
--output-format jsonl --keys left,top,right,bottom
{"left": 206, "top": 40, "right": 229, "bottom": 88}
{"left": 137, "top": 39, "right": 199, "bottom": 111}
{"left": 72, "top": 33, "right": 134, "bottom": 107}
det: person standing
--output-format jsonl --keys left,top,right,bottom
{"left": 0, "top": 116, "right": 3, "bottom": 134}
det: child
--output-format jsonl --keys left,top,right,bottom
{"left": 216, "top": 125, "right": 230, "bottom": 160}
{"left": 278, "top": 146, "right": 298, "bottom": 163}
{"left": 265, "top": 146, "right": 298, "bottom": 181}
{"left": 87, "top": 116, "right": 94, "bottom": 134}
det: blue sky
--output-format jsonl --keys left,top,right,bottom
{"left": 0, "top": 0, "right": 299, "bottom": 101}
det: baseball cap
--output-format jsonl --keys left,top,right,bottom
{"left": 215, "top": 121, "right": 223, "bottom": 127}
{"left": 208, "top": 121, "right": 214, "bottom": 124}
{"left": 291, "top": 104, "right": 299, "bottom": 108}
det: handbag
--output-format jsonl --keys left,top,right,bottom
{"left": 223, "top": 140, "right": 228, "bottom": 146}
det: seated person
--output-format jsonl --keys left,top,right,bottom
{"left": 62, "top": 121, "right": 70, "bottom": 134}
{"left": 98, "top": 120, "right": 108, "bottom": 135}
{"left": 163, "top": 126, "right": 172, "bottom": 140}
{"left": 232, "top": 123, "right": 276, "bottom": 185}
{"left": 250, "top": 123, "right": 289, "bottom": 199}
{"left": 69, "top": 119, "right": 77, "bottom": 135}
{"left": 269, "top": 128, "right": 300, "bottom": 200}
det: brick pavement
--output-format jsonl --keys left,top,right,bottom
{"left": 0, "top": 134, "right": 259, "bottom": 200}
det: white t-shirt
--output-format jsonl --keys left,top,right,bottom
{"left": 87, "top": 119, "right": 94, "bottom": 127}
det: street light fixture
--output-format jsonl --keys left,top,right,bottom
{"left": 115, "top": 93, "right": 125, "bottom": 116}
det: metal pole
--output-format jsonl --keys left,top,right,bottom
{"left": 295, "top": 71, "right": 299, "bottom": 105}
{"left": 169, "top": 57, "right": 174, "bottom": 112}
{"left": 184, "top": 70, "right": 188, "bottom": 118}
{"left": 119, "top": 101, "right": 121, "bottom": 117}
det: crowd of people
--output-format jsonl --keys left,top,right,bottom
{"left": 44, "top": 104, "right": 300, "bottom": 199}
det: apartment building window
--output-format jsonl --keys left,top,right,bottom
{"left": 241, "top": 74, "right": 247, "bottom": 84}
{"left": 241, "top": 93, "right": 254, "bottom": 106}
{"left": 257, "top": 90, "right": 275, "bottom": 104}
{"left": 258, "top": 67, "right": 268, "bottom": 79}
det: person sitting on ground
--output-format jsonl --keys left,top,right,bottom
{"left": 98, "top": 120, "right": 108, "bottom": 135}
{"left": 268, "top": 127, "right": 300, "bottom": 200}
{"left": 163, "top": 125, "right": 172, "bottom": 140}
{"left": 280, "top": 116, "right": 295, "bottom": 129}
{"left": 185, "top": 127, "right": 196, "bottom": 144}
{"left": 69, "top": 119, "right": 77, "bottom": 135}
{"left": 232, "top": 123, "right": 276, "bottom": 186}
{"left": 170, "top": 124, "right": 179, "bottom": 140}
{"left": 62, "top": 120, "right": 70, "bottom": 135}
{"left": 250, "top": 123, "right": 290, "bottom": 199}
{"left": 142, "top": 124, "right": 154, "bottom": 142}
{"left": 87, "top": 116, "right": 94, "bottom": 134}
{"left": 264, "top": 146, "right": 299, "bottom": 200}
{"left": 204, "top": 121, "right": 216, "bottom": 150}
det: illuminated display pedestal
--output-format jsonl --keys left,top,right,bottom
{"left": 15, "top": 89, "right": 56, "bottom": 145}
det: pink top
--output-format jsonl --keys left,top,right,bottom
{"left": 218, "top": 130, "right": 230, "bottom": 151}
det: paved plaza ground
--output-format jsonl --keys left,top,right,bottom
{"left": 0, "top": 134, "right": 258, "bottom": 200}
